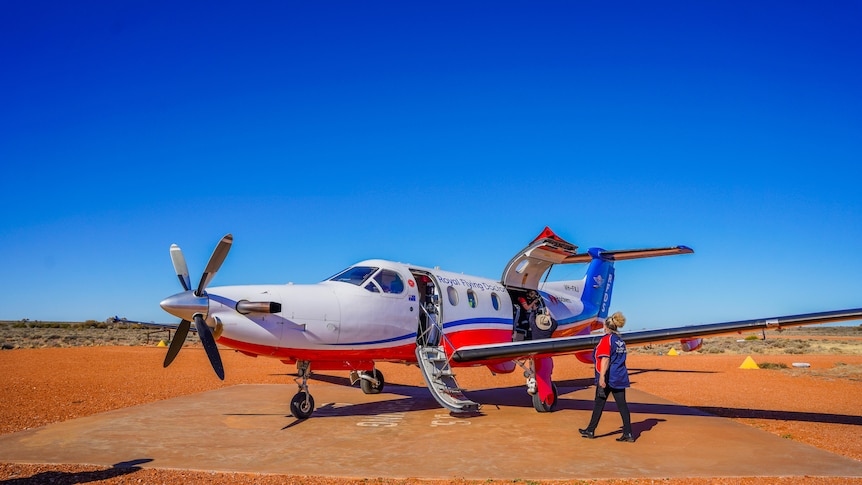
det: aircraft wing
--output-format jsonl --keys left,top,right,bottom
{"left": 451, "top": 307, "right": 862, "bottom": 364}
{"left": 109, "top": 316, "right": 187, "bottom": 331}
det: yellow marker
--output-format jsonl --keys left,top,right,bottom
{"left": 157, "top": 340, "right": 167, "bottom": 347}
{"left": 739, "top": 355, "right": 760, "bottom": 369}
{"left": 667, "top": 347, "right": 679, "bottom": 356}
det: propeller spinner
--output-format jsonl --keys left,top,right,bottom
{"left": 160, "top": 234, "right": 233, "bottom": 380}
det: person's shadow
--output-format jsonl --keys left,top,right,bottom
{"left": 631, "top": 417, "right": 665, "bottom": 439}
{"left": 0, "top": 459, "right": 152, "bottom": 484}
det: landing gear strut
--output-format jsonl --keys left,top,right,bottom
{"left": 290, "top": 360, "right": 315, "bottom": 419}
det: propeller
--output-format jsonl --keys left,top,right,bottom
{"left": 163, "top": 319, "right": 190, "bottom": 368}
{"left": 194, "top": 314, "right": 225, "bottom": 380}
{"left": 161, "top": 234, "right": 233, "bottom": 380}
{"left": 170, "top": 244, "right": 191, "bottom": 291}
{"left": 197, "top": 234, "right": 233, "bottom": 296}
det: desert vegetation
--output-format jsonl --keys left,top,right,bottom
{"left": 0, "top": 319, "right": 197, "bottom": 349}
{"left": 630, "top": 325, "right": 862, "bottom": 356}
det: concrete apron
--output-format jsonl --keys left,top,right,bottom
{"left": 1, "top": 383, "right": 861, "bottom": 480}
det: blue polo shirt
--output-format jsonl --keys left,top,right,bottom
{"left": 593, "top": 332, "right": 630, "bottom": 389}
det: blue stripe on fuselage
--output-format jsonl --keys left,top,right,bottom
{"left": 333, "top": 317, "right": 512, "bottom": 346}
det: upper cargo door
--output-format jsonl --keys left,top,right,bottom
{"left": 501, "top": 227, "right": 580, "bottom": 289}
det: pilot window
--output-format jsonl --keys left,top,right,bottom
{"left": 374, "top": 269, "right": 404, "bottom": 294}
{"left": 328, "top": 266, "right": 378, "bottom": 286}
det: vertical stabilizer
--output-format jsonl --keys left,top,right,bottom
{"left": 580, "top": 248, "right": 616, "bottom": 321}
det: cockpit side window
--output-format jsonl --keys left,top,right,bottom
{"left": 327, "top": 266, "right": 379, "bottom": 286}
{"left": 374, "top": 269, "right": 404, "bottom": 294}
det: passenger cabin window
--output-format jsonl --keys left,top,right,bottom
{"left": 374, "top": 269, "right": 404, "bottom": 294}
{"left": 447, "top": 286, "right": 459, "bottom": 306}
{"left": 491, "top": 292, "right": 500, "bottom": 311}
{"left": 328, "top": 266, "right": 378, "bottom": 286}
{"left": 467, "top": 289, "right": 477, "bottom": 308}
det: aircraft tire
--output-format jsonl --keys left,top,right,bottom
{"left": 532, "top": 383, "right": 558, "bottom": 413}
{"left": 359, "top": 369, "right": 385, "bottom": 394}
{"left": 290, "top": 391, "right": 315, "bottom": 419}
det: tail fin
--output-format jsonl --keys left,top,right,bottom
{"left": 581, "top": 248, "right": 616, "bottom": 321}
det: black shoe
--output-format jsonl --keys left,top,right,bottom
{"left": 616, "top": 433, "right": 635, "bottom": 442}
{"left": 578, "top": 428, "right": 594, "bottom": 439}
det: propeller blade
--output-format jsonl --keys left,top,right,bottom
{"left": 170, "top": 244, "right": 191, "bottom": 292}
{"left": 194, "top": 314, "right": 225, "bottom": 380}
{"left": 195, "top": 234, "right": 233, "bottom": 296}
{"left": 163, "top": 319, "right": 191, "bottom": 368}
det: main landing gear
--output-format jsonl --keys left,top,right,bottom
{"left": 358, "top": 368, "right": 385, "bottom": 394}
{"left": 532, "top": 382, "right": 558, "bottom": 413}
{"left": 520, "top": 358, "right": 559, "bottom": 413}
{"left": 349, "top": 368, "right": 386, "bottom": 394}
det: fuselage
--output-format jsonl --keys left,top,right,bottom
{"left": 161, "top": 259, "right": 597, "bottom": 370}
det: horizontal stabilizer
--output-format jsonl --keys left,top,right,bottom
{"left": 562, "top": 246, "right": 694, "bottom": 264}
{"left": 451, "top": 307, "right": 862, "bottom": 363}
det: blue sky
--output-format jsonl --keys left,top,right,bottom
{"left": 2, "top": 1, "right": 861, "bottom": 330}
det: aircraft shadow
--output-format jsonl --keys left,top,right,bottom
{"left": 692, "top": 406, "right": 862, "bottom": 425}
{"left": 269, "top": 383, "right": 714, "bottom": 428}
{"left": 307, "top": 373, "right": 357, "bottom": 386}
{"left": 230, "top": 378, "right": 862, "bottom": 430}
{"left": 628, "top": 367, "right": 719, "bottom": 377}
{"left": 553, "top": 390, "right": 862, "bottom": 426}
{"left": 472, "top": 383, "right": 862, "bottom": 427}
{"left": 0, "top": 459, "right": 152, "bottom": 485}
{"left": 274, "top": 372, "right": 371, "bottom": 387}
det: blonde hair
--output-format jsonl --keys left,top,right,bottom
{"left": 605, "top": 312, "right": 626, "bottom": 332}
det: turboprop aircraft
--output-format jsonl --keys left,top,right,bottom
{"left": 156, "top": 227, "right": 862, "bottom": 419}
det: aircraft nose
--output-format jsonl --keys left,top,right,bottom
{"left": 160, "top": 291, "right": 209, "bottom": 321}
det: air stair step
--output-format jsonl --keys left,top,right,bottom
{"left": 415, "top": 344, "right": 480, "bottom": 414}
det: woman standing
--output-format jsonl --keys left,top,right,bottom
{"left": 579, "top": 311, "right": 635, "bottom": 442}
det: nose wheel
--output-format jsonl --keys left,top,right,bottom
{"left": 291, "top": 361, "right": 316, "bottom": 419}
{"left": 290, "top": 391, "right": 315, "bottom": 420}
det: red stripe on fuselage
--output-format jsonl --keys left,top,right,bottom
{"left": 216, "top": 336, "right": 418, "bottom": 363}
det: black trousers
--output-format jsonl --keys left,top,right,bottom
{"left": 586, "top": 385, "right": 632, "bottom": 435}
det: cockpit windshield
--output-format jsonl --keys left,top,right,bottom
{"left": 327, "top": 266, "right": 378, "bottom": 286}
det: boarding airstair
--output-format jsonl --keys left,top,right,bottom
{"left": 415, "top": 305, "right": 480, "bottom": 414}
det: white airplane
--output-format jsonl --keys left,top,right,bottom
{"left": 156, "top": 227, "right": 862, "bottom": 419}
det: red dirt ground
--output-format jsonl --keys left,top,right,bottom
{"left": 2, "top": 346, "right": 861, "bottom": 485}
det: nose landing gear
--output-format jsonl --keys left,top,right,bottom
{"left": 290, "top": 360, "right": 315, "bottom": 419}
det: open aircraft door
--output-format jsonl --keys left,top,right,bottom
{"left": 501, "top": 227, "right": 581, "bottom": 290}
